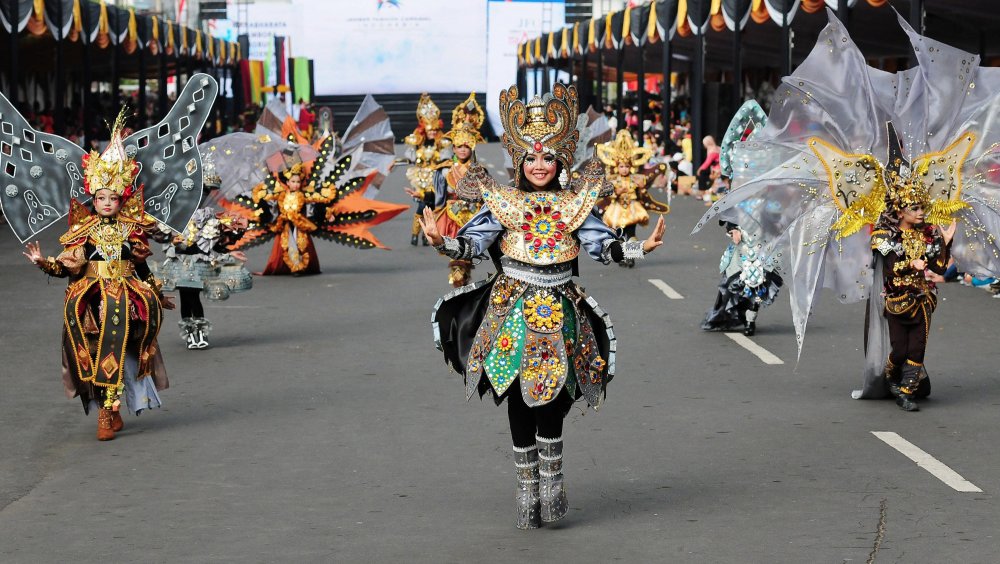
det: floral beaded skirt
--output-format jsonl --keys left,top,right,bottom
{"left": 433, "top": 271, "right": 616, "bottom": 409}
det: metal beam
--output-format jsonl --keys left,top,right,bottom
{"left": 615, "top": 47, "right": 624, "bottom": 124}
{"left": 692, "top": 31, "right": 705, "bottom": 168}
{"left": 8, "top": 0, "right": 18, "bottom": 106}
{"left": 54, "top": 0, "right": 65, "bottom": 133}
{"left": 596, "top": 46, "right": 604, "bottom": 108}
{"left": 910, "top": 0, "right": 925, "bottom": 35}
{"left": 661, "top": 34, "right": 671, "bottom": 132}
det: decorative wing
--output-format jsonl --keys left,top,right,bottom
{"left": 914, "top": 131, "right": 976, "bottom": 225}
{"left": 720, "top": 100, "right": 767, "bottom": 178}
{"left": 572, "top": 107, "right": 612, "bottom": 171}
{"left": 129, "top": 73, "right": 219, "bottom": 232}
{"left": 218, "top": 192, "right": 277, "bottom": 251}
{"left": 340, "top": 95, "right": 396, "bottom": 193}
{"left": 807, "top": 137, "right": 887, "bottom": 239}
{"left": 314, "top": 171, "right": 409, "bottom": 250}
{"left": 0, "top": 92, "right": 86, "bottom": 242}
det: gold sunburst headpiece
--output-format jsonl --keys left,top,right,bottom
{"left": 281, "top": 162, "right": 306, "bottom": 181}
{"left": 597, "top": 130, "right": 653, "bottom": 170}
{"left": 82, "top": 107, "right": 140, "bottom": 198}
{"left": 499, "top": 83, "right": 579, "bottom": 186}
{"left": 416, "top": 93, "right": 442, "bottom": 130}
{"left": 445, "top": 92, "right": 485, "bottom": 149}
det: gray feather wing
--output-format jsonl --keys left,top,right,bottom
{"left": 0, "top": 92, "right": 86, "bottom": 242}
{"left": 128, "top": 73, "right": 219, "bottom": 232}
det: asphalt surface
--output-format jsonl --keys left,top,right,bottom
{"left": 1, "top": 142, "right": 999, "bottom": 563}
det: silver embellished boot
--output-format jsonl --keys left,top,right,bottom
{"left": 537, "top": 436, "right": 568, "bottom": 523}
{"left": 179, "top": 318, "right": 198, "bottom": 350}
{"left": 513, "top": 445, "right": 540, "bottom": 530}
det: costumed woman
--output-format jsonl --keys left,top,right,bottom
{"left": 596, "top": 130, "right": 670, "bottom": 267}
{"left": 203, "top": 96, "right": 407, "bottom": 274}
{"left": 432, "top": 93, "right": 485, "bottom": 287}
{"left": 424, "top": 84, "right": 666, "bottom": 529}
{"left": 403, "top": 93, "right": 451, "bottom": 246}
{"left": 694, "top": 11, "right": 1000, "bottom": 409}
{"left": 2, "top": 76, "right": 217, "bottom": 440}
{"left": 701, "top": 101, "right": 783, "bottom": 336}
{"left": 22, "top": 118, "right": 173, "bottom": 440}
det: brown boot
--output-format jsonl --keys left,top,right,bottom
{"left": 111, "top": 410, "right": 124, "bottom": 432}
{"left": 97, "top": 409, "right": 116, "bottom": 441}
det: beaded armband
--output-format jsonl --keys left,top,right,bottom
{"left": 39, "top": 257, "right": 66, "bottom": 277}
{"left": 434, "top": 236, "right": 475, "bottom": 260}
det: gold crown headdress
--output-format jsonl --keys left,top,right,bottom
{"left": 445, "top": 92, "right": 485, "bottom": 149}
{"left": 416, "top": 93, "right": 442, "bottom": 130}
{"left": 597, "top": 129, "right": 653, "bottom": 170}
{"left": 82, "top": 107, "right": 140, "bottom": 198}
{"left": 499, "top": 83, "right": 579, "bottom": 186}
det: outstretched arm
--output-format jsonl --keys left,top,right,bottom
{"left": 579, "top": 212, "right": 665, "bottom": 264}
{"left": 420, "top": 206, "right": 502, "bottom": 260}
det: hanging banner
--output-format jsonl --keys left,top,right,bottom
{"left": 290, "top": 0, "right": 488, "bottom": 95}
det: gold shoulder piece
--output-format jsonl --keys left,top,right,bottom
{"left": 59, "top": 201, "right": 98, "bottom": 245}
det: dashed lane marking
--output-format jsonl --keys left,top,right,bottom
{"left": 648, "top": 278, "right": 684, "bottom": 300}
{"left": 871, "top": 431, "right": 983, "bottom": 493}
{"left": 723, "top": 332, "right": 784, "bottom": 365}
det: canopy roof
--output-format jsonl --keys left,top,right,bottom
{"left": 519, "top": 0, "right": 1000, "bottom": 73}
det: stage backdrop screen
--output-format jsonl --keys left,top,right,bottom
{"left": 291, "top": 0, "right": 489, "bottom": 96}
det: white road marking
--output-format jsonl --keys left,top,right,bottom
{"left": 871, "top": 431, "right": 983, "bottom": 493}
{"left": 648, "top": 278, "right": 684, "bottom": 300}
{"left": 723, "top": 333, "right": 784, "bottom": 365}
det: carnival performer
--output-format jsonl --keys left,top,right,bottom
{"left": 596, "top": 130, "right": 670, "bottom": 267}
{"left": 21, "top": 115, "right": 173, "bottom": 441}
{"left": 701, "top": 221, "right": 783, "bottom": 335}
{"left": 425, "top": 84, "right": 666, "bottom": 529}
{"left": 205, "top": 96, "right": 407, "bottom": 275}
{"left": 869, "top": 172, "right": 956, "bottom": 411}
{"left": 159, "top": 208, "right": 252, "bottom": 348}
{"left": 701, "top": 100, "right": 782, "bottom": 336}
{"left": 431, "top": 93, "right": 485, "bottom": 287}
{"left": 2, "top": 75, "right": 217, "bottom": 440}
{"left": 694, "top": 11, "right": 1000, "bottom": 407}
{"left": 403, "top": 93, "right": 451, "bottom": 246}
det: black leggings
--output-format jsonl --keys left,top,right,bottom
{"left": 887, "top": 305, "right": 930, "bottom": 372}
{"left": 179, "top": 288, "right": 204, "bottom": 318}
{"left": 507, "top": 387, "right": 571, "bottom": 448}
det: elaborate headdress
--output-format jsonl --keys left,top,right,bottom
{"left": 81, "top": 108, "right": 140, "bottom": 198}
{"left": 415, "top": 93, "right": 443, "bottom": 130}
{"left": 498, "top": 83, "right": 579, "bottom": 186}
{"left": 280, "top": 162, "right": 307, "bottom": 182}
{"left": 596, "top": 130, "right": 653, "bottom": 170}
{"left": 444, "top": 92, "right": 485, "bottom": 149}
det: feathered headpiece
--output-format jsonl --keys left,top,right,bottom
{"left": 81, "top": 107, "right": 140, "bottom": 198}
{"left": 499, "top": 83, "right": 579, "bottom": 186}
{"left": 596, "top": 130, "right": 653, "bottom": 170}
{"left": 444, "top": 92, "right": 485, "bottom": 149}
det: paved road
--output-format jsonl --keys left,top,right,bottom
{"left": 1, "top": 143, "right": 998, "bottom": 563}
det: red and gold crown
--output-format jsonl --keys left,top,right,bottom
{"left": 81, "top": 108, "right": 140, "bottom": 198}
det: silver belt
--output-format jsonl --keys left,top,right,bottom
{"left": 500, "top": 256, "right": 572, "bottom": 287}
